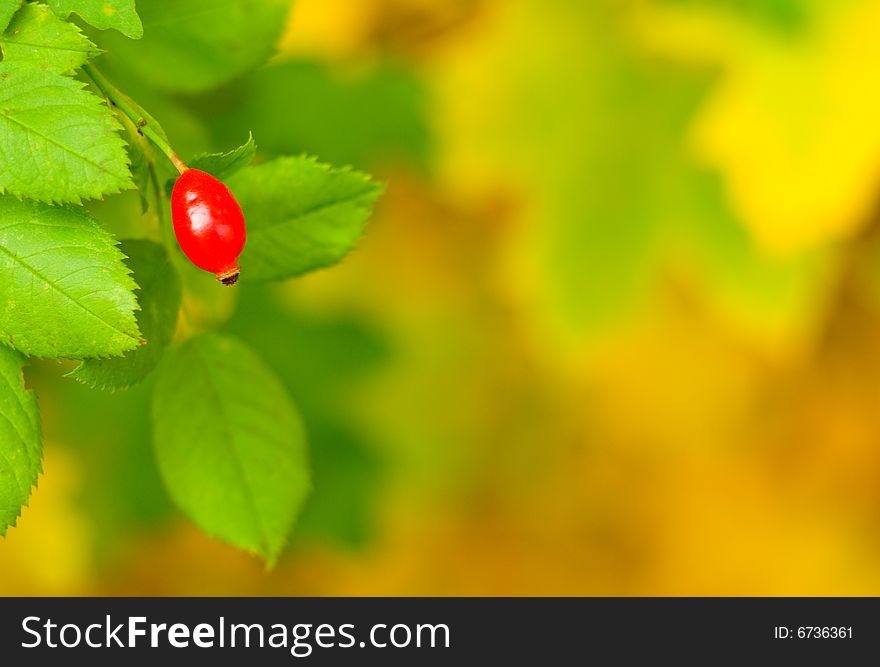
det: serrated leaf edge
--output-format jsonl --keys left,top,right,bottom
{"left": 0, "top": 221, "right": 143, "bottom": 361}
{"left": 243, "top": 154, "right": 385, "bottom": 282}
{"left": 46, "top": 1, "right": 143, "bottom": 40}
{"left": 0, "top": 65, "right": 134, "bottom": 204}
{"left": 0, "top": 351, "right": 42, "bottom": 538}
{"left": 0, "top": 2, "right": 103, "bottom": 75}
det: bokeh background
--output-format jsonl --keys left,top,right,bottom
{"left": 6, "top": 0, "right": 880, "bottom": 595}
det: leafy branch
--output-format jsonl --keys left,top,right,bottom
{"left": 0, "top": 0, "right": 382, "bottom": 564}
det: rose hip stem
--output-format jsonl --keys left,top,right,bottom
{"left": 81, "top": 64, "right": 188, "bottom": 176}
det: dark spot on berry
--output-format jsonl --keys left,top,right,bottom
{"left": 220, "top": 271, "right": 240, "bottom": 286}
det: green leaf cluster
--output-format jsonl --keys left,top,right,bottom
{"left": 0, "top": 0, "right": 139, "bottom": 533}
{"left": 0, "top": 0, "right": 383, "bottom": 561}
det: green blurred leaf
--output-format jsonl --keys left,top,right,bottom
{"left": 70, "top": 240, "right": 181, "bottom": 390}
{"left": 0, "top": 198, "right": 141, "bottom": 359}
{"left": 543, "top": 76, "right": 704, "bottom": 332}
{"left": 31, "top": 363, "right": 172, "bottom": 557}
{"left": 0, "top": 2, "right": 99, "bottom": 73}
{"left": 293, "top": 418, "right": 383, "bottom": 549}
{"left": 198, "top": 60, "right": 431, "bottom": 170}
{"left": 0, "top": 64, "right": 132, "bottom": 203}
{"left": 0, "top": 345, "right": 41, "bottom": 537}
{"left": 165, "top": 132, "right": 255, "bottom": 196}
{"left": 0, "top": 0, "right": 20, "bottom": 33}
{"left": 97, "top": 0, "right": 288, "bottom": 93}
{"left": 225, "top": 285, "right": 391, "bottom": 408}
{"left": 152, "top": 333, "right": 310, "bottom": 564}
{"left": 477, "top": 3, "right": 711, "bottom": 334}
{"left": 229, "top": 156, "right": 382, "bottom": 282}
{"left": 659, "top": 0, "right": 806, "bottom": 32}
{"left": 494, "top": 2, "right": 827, "bottom": 343}
{"left": 46, "top": 0, "right": 142, "bottom": 39}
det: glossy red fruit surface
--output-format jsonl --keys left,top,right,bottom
{"left": 171, "top": 169, "right": 246, "bottom": 285}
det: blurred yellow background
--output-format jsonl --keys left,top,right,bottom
{"left": 7, "top": 0, "right": 880, "bottom": 595}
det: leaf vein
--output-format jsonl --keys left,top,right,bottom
{"left": 0, "top": 243, "right": 138, "bottom": 347}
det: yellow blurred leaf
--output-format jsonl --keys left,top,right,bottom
{"left": 637, "top": 0, "right": 880, "bottom": 252}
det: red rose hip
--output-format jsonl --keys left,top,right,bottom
{"left": 171, "top": 168, "right": 247, "bottom": 285}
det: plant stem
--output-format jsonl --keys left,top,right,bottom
{"left": 81, "top": 63, "right": 188, "bottom": 175}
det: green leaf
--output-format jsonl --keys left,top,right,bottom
{"left": 189, "top": 132, "right": 256, "bottom": 179}
{"left": 0, "top": 345, "right": 41, "bottom": 537}
{"left": 46, "top": 0, "right": 142, "bottom": 39}
{"left": 97, "top": 0, "right": 288, "bottom": 93}
{"left": 0, "top": 64, "right": 132, "bottom": 203}
{"left": 165, "top": 133, "right": 256, "bottom": 197}
{"left": 0, "top": 3, "right": 100, "bottom": 73}
{"left": 228, "top": 157, "right": 383, "bottom": 282}
{"left": 0, "top": 0, "right": 21, "bottom": 33}
{"left": 152, "top": 333, "right": 309, "bottom": 564}
{"left": 70, "top": 240, "right": 181, "bottom": 390}
{"left": 0, "top": 197, "right": 142, "bottom": 359}
{"left": 199, "top": 60, "right": 431, "bottom": 171}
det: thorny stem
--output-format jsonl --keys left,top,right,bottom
{"left": 81, "top": 63, "right": 188, "bottom": 175}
